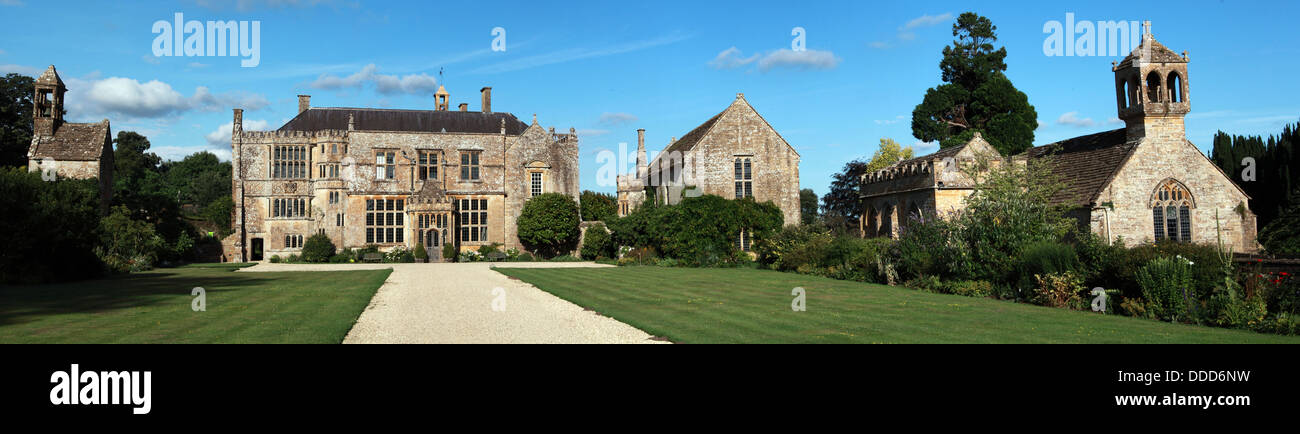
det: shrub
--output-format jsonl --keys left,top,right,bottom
{"left": 0, "top": 168, "right": 104, "bottom": 283}
{"left": 580, "top": 223, "right": 614, "bottom": 260}
{"left": 1116, "top": 242, "right": 1224, "bottom": 301}
{"left": 895, "top": 215, "right": 969, "bottom": 281}
{"left": 550, "top": 254, "right": 582, "bottom": 262}
{"left": 579, "top": 190, "right": 618, "bottom": 222}
{"left": 442, "top": 243, "right": 457, "bottom": 262}
{"left": 384, "top": 247, "right": 415, "bottom": 263}
{"left": 97, "top": 205, "right": 166, "bottom": 273}
{"left": 905, "top": 276, "right": 943, "bottom": 293}
{"left": 517, "top": 193, "right": 581, "bottom": 258}
{"left": 955, "top": 159, "right": 1075, "bottom": 283}
{"left": 269, "top": 255, "right": 283, "bottom": 263}
{"left": 328, "top": 254, "right": 351, "bottom": 263}
{"left": 513, "top": 251, "right": 535, "bottom": 262}
{"left": 609, "top": 195, "right": 782, "bottom": 266}
{"left": 945, "top": 280, "right": 994, "bottom": 298}
{"left": 1016, "top": 241, "right": 1079, "bottom": 293}
{"left": 1135, "top": 256, "right": 1196, "bottom": 322}
{"left": 301, "top": 233, "right": 336, "bottom": 263}
{"left": 1032, "top": 271, "right": 1086, "bottom": 309}
{"left": 413, "top": 243, "right": 428, "bottom": 261}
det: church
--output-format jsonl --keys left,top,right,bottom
{"left": 616, "top": 93, "right": 802, "bottom": 249}
{"left": 859, "top": 28, "right": 1259, "bottom": 253}
{"left": 25, "top": 65, "right": 115, "bottom": 213}
{"left": 221, "top": 86, "right": 580, "bottom": 262}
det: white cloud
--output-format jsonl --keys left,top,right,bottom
{"left": 913, "top": 141, "right": 939, "bottom": 153}
{"left": 576, "top": 129, "right": 610, "bottom": 138}
{"left": 309, "top": 64, "right": 440, "bottom": 95}
{"left": 62, "top": 76, "right": 270, "bottom": 119}
{"left": 872, "top": 12, "right": 953, "bottom": 49}
{"left": 1056, "top": 111, "right": 1098, "bottom": 128}
{"left": 875, "top": 115, "right": 906, "bottom": 125}
{"left": 141, "top": 55, "right": 161, "bottom": 65}
{"left": 205, "top": 119, "right": 270, "bottom": 147}
{"left": 709, "top": 47, "right": 840, "bottom": 72}
{"left": 598, "top": 112, "right": 638, "bottom": 126}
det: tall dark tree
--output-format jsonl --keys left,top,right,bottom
{"left": 1209, "top": 119, "right": 1299, "bottom": 231}
{"left": 820, "top": 159, "right": 868, "bottom": 234}
{"left": 912, "top": 12, "right": 1037, "bottom": 156}
{"left": 0, "top": 73, "right": 35, "bottom": 168}
{"left": 799, "top": 188, "right": 818, "bottom": 225}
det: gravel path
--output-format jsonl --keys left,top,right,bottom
{"left": 240, "top": 262, "right": 664, "bottom": 344}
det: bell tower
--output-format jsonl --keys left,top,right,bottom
{"left": 33, "top": 65, "right": 67, "bottom": 137}
{"left": 1113, "top": 21, "right": 1190, "bottom": 143}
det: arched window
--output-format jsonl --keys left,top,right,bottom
{"left": 1146, "top": 71, "right": 1163, "bottom": 103}
{"left": 1128, "top": 76, "right": 1140, "bottom": 106}
{"left": 1120, "top": 79, "right": 1131, "bottom": 108}
{"left": 1166, "top": 71, "right": 1183, "bottom": 103}
{"left": 866, "top": 206, "right": 879, "bottom": 237}
{"left": 880, "top": 204, "right": 894, "bottom": 238}
{"left": 1150, "top": 179, "right": 1194, "bottom": 242}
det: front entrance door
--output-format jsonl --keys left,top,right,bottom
{"left": 425, "top": 229, "right": 440, "bottom": 261}
{"left": 250, "top": 238, "right": 263, "bottom": 261}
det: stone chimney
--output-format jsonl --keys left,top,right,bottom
{"left": 233, "top": 108, "right": 244, "bottom": 133}
{"left": 480, "top": 87, "right": 492, "bottom": 113}
{"left": 459, "top": 103, "right": 468, "bottom": 112}
{"left": 298, "top": 95, "right": 310, "bottom": 114}
{"left": 636, "top": 129, "right": 647, "bottom": 179}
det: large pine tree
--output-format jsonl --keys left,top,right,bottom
{"left": 911, "top": 12, "right": 1037, "bottom": 156}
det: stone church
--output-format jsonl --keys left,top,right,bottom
{"left": 616, "top": 93, "right": 801, "bottom": 249}
{"left": 860, "top": 29, "right": 1258, "bottom": 252}
{"left": 25, "top": 65, "right": 114, "bottom": 212}
{"left": 222, "top": 86, "right": 579, "bottom": 262}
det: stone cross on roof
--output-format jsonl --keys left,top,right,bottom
{"left": 1143, "top": 21, "right": 1152, "bottom": 39}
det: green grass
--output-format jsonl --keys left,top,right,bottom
{"left": 0, "top": 263, "right": 391, "bottom": 343}
{"left": 494, "top": 266, "right": 1300, "bottom": 343}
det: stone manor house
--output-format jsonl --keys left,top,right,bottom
{"left": 222, "top": 86, "right": 579, "bottom": 262}
{"left": 616, "top": 93, "right": 801, "bottom": 250}
{"left": 860, "top": 29, "right": 1259, "bottom": 252}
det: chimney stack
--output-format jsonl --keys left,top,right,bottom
{"left": 480, "top": 87, "right": 492, "bottom": 113}
{"left": 298, "top": 95, "right": 310, "bottom": 114}
{"left": 636, "top": 129, "right": 647, "bottom": 179}
{"left": 459, "top": 103, "right": 468, "bottom": 112}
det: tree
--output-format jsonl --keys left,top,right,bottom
{"left": 580, "top": 223, "right": 615, "bottom": 260}
{"left": 821, "top": 159, "right": 868, "bottom": 234}
{"left": 865, "top": 138, "right": 915, "bottom": 172}
{"left": 799, "top": 188, "right": 818, "bottom": 225}
{"left": 517, "top": 193, "right": 581, "bottom": 257}
{"left": 912, "top": 12, "right": 1037, "bottom": 156}
{"left": 97, "top": 205, "right": 165, "bottom": 273}
{"left": 579, "top": 190, "right": 617, "bottom": 222}
{"left": 0, "top": 73, "right": 34, "bottom": 169}
{"left": 1260, "top": 188, "right": 1300, "bottom": 256}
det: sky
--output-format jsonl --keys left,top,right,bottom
{"left": 2, "top": 0, "right": 1298, "bottom": 196}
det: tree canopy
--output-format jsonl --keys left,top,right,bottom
{"left": 911, "top": 12, "right": 1037, "bottom": 156}
{"left": 0, "top": 73, "right": 34, "bottom": 169}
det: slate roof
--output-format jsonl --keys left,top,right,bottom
{"left": 663, "top": 112, "right": 723, "bottom": 155}
{"left": 1026, "top": 128, "right": 1135, "bottom": 207}
{"left": 1120, "top": 38, "right": 1186, "bottom": 65}
{"left": 279, "top": 107, "right": 529, "bottom": 135}
{"left": 29, "top": 120, "right": 111, "bottom": 161}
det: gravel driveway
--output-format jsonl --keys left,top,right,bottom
{"left": 240, "top": 262, "right": 664, "bottom": 344}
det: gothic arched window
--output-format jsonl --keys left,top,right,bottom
{"left": 1166, "top": 71, "right": 1183, "bottom": 103}
{"left": 1150, "top": 179, "right": 1194, "bottom": 242}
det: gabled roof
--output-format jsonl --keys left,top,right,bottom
{"left": 35, "top": 65, "right": 66, "bottom": 88}
{"left": 1026, "top": 128, "right": 1136, "bottom": 207}
{"left": 1119, "top": 37, "right": 1186, "bottom": 66}
{"left": 649, "top": 94, "right": 796, "bottom": 170}
{"left": 279, "top": 107, "right": 529, "bottom": 135}
{"left": 28, "top": 120, "right": 111, "bottom": 161}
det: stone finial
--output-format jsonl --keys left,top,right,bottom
{"left": 347, "top": 113, "right": 355, "bottom": 131}
{"left": 736, "top": 92, "right": 745, "bottom": 99}
{"left": 1142, "top": 21, "right": 1152, "bottom": 39}
{"left": 532, "top": 113, "right": 538, "bottom": 125}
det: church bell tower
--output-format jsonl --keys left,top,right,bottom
{"left": 1113, "top": 21, "right": 1190, "bottom": 143}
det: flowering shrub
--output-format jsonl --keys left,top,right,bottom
{"left": 1032, "top": 271, "right": 1085, "bottom": 309}
{"left": 1135, "top": 256, "right": 1197, "bottom": 322}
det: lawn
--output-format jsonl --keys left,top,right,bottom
{"left": 0, "top": 263, "right": 391, "bottom": 343}
{"left": 494, "top": 266, "right": 1300, "bottom": 343}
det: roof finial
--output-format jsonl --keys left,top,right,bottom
{"left": 1142, "top": 21, "right": 1152, "bottom": 39}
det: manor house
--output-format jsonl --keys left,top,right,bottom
{"left": 860, "top": 28, "right": 1258, "bottom": 252}
{"left": 222, "top": 86, "right": 579, "bottom": 262}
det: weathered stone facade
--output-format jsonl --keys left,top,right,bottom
{"left": 25, "top": 65, "right": 114, "bottom": 213}
{"left": 615, "top": 93, "right": 801, "bottom": 227}
{"left": 222, "top": 87, "right": 579, "bottom": 262}
{"left": 860, "top": 134, "right": 1000, "bottom": 237}
{"left": 858, "top": 30, "right": 1258, "bottom": 252}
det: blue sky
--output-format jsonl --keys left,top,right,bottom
{"left": 2, "top": 0, "right": 1298, "bottom": 196}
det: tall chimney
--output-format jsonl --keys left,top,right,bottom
{"left": 459, "top": 103, "right": 468, "bottom": 112}
{"left": 480, "top": 87, "right": 492, "bottom": 113}
{"left": 298, "top": 95, "right": 310, "bottom": 114}
{"left": 636, "top": 129, "right": 647, "bottom": 179}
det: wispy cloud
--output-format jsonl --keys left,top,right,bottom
{"left": 871, "top": 12, "right": 952, "bottom": 49}
{"left": 469, "top": 32, "right": 691, "bottom": 74}
{"left": 0, "top": 64, "right": 39, "bottom": 75}
{"left": 709, "top": 47, "right": 840, "bottom": 72}
{"left": 309, "top": 64, "right": 440, "bottom": 95}
{"left": 598, "top": 112, "right": 638, "bottom": 126}
{"left": 1056, "top": 111, "right": 1098, "bottom": 128}
{"left": 874, "top": 115, "right": 905, "bottom": 125}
